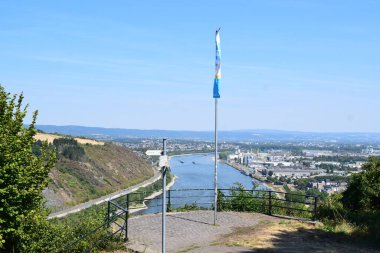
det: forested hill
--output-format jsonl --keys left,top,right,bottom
{"left": 33, "top": 137, "right": 154, "bottom": 211}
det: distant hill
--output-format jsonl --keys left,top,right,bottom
{"left": 36, "top": 125, "right": 380, "bottom": 143}
{"left": 38, "top": 138, "right": 154, "bottom": 211}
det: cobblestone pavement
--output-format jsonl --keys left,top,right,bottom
{"left": 127, "top": 211, "right": 267, "bottom": 253}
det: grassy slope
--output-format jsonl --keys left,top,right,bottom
{"left": 45, "top": 143, "right": 154, "bottom": 210}
{"left": 218, "top": 218, "right": 379, "bottom": 253}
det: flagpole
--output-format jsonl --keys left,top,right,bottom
{"left": 214, "top": 98, "right": 218, "bottom": 225}
{"left": 213, "top": 28, "right": 221, "bottom": 226}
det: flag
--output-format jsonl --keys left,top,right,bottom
{"left": 213, "top": 29, "right": 221, "bottom": 98}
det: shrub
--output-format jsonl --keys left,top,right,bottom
{"left": 0, "top": 85, "right": 56, "bottom": 252}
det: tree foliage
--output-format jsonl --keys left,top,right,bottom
{"left": 317, "top": 157, "right": 380, "bottom": 241}
{"left": 342, "top": 156, "right": 380, "bottom": 212}
{"left": 216, "top": 183, "right": 313, "bottom": 219}
{"left": 0, "top": 85, "right": 56, "bottom": 251}
{"left": 53, "top": 138, "right": 85, "bottom": 161}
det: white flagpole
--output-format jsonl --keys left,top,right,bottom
{"left": 213, "top": 28, "right": 221, "bottom": 225}
{"left": 214, "top": 98, "right": 218, "bottom": 225}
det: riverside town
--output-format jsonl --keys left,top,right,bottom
{"left": 1, "top": 1, "right": 380, "bottom": 253}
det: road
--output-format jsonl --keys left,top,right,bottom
{"left": 47, "top": 168, "right": 161, "bottom": 219}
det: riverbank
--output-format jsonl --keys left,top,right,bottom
{"left": 129, "top": 175, "right": 177, "bottom": 214}
{"left": 48, "top": 168, "right": 162, "bottom": 219}
{"left": 225, "top": 161, "right": 286, "bottom": 193}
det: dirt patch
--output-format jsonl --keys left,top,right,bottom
{"left": 34, "top": 132, "right": 104, "bottom": 145}
{"left": 216, "top": 218, "right": 379, "bottom": 253}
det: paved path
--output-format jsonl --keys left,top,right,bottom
{"left": 127, "top": 211, "right": 267, "bottom": 253}
{"left": 48, "top": 169, "right": 161, "bottom": 219}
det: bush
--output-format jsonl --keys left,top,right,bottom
{"left": 316, "top": 193, "right": 345, "bottom": 222}
{"left": 174, "top": 203, "right": 202, "bottom": 212}
{"left": 51, "top": 205, "right": 125, "bottom": 253}
{"left": 217, "top": 183, "right": 312, "bottom": 219}
{"left": 342, "top": 157, "right": 380, "bottom": 212}
{"left": 0, "top": 86, "right": 56, "bottom": 252}
{"left": 317, "top": 157, "right": 380, "bottom": 243}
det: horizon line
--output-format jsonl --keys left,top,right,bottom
{"left": 32, "top": 124, "right": 380, "bottom": 135}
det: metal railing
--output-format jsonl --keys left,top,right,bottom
{"left": 165, "top": 188, "right": 318, "bottom": 220}
{"left": 56, "top": 199, "right": 129, "bottom": 253}
{"left": 57, "top": 188, "right": 318, "bottom": 252}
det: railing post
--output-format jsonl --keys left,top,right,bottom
{"left": 268, "top": 191, "right": 272, "bottom": 215}
{"left": 107, "top": 201, "right": 110, "bottom": 228}
{"left": 285, "top": 192, "right": 289, "bottom": 215}
{"left": 242, "top": 189, "right": 246, "bottom": 212}
{"left": 125, "top": 194, "right": 129, "bottom": 242}
{"left": 167, "top": 189, "right": 171, "bottom": 212}
{"left": 313, "top": 196, "right": 318, "bottom": 221}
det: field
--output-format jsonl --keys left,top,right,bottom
{"left": 35, "top": 132, "right": 104, "bottom": 145}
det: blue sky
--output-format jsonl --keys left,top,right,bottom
{"left": 1, "top": 0, "right": 379, "bottom": 132}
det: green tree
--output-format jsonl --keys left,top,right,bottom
{"left": 0, "top": 86, "right": 56, "bottom": 251}
{"left": 342, "top": 156, "right": 380, "bottom": 239}
{"left": 218, "top": 151, "right": 230, "bottom": 160}
{"left": 342, "top": 156, "right": 380, "bottom": 212}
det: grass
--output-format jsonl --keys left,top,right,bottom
{"left": 217, "top": 217, "right": 380, "bottom": 253}
{"left": 47, "top": 142, "right": 154, "bottom": 209}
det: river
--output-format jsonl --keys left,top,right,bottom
{"left": 137, "top": 153, "right": 268, "bottom": 214}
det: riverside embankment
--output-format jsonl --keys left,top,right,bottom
{"left": 48, "top": 168, "right": 162, "bottom": 219}
{"left": 129, "top": 175, "right": 177, "bottom": 214}
{"left": 225, "top": 160, "right": 275, "bottom": 190}
{"left": 226, "top": 161, "right": 287, "bottom": 193}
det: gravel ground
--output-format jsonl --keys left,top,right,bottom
{"left": 125, "top": 211, "right": 379, "bottom": 253}
{"left": 126, "top": 211, "right": 266, "bottom": 253}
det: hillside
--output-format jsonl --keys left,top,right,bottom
{"left": 36, "top": 124, "right": 380, "bottom": 143}
{"left": 35, "top": 132, "right": 105, "bottom": 145}
{"left": 39, "top": 139, "right": 154, "bottom": 211}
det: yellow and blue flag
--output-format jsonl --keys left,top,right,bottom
{"left": 213, "top": 29, "right": 221, "bottom": 98}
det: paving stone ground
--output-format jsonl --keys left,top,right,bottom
{"left": 126, "top": 211, "right": 268, "bottom": 253}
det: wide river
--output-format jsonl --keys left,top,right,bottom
{"left": 137, "top": 153, "right": 268, "bottom": 214}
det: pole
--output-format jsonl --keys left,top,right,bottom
{"left": 125, "top": 194, "right": 129, "bottom": 242}
{"left": 314, "top": 196, "right": 318, "bottom": 221}
{"left": 214, "top": 98, "right": 218, "bottom": 225}
{"left": 162, "top": 139, "right": 167, "bottom": 253}
{"left": 269, "top": 191, "right": 272, "bottom": 215}
{"left": 107, "top": 201, "right": 110, "bottom": 228}
{"left": 167, "top": 189, "right": 171, "bottom": 213}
